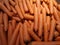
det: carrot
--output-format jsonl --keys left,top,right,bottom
{"left": 34, "top": 4, "right": 38, "bottom": 31}
{"left": 28, "top": 22, "right": 41, "bottom": 41}
{"left": 46, "top": 16, "right": 51, "bottom": 31}
{"left": 42, "top": 2, "right": 50, "bottom": 14}
{"left": 54, "top": 31, "right": 59, "bottom": 38}
{"left": 23, "top": 20, "right": 31, "bottom": 42}
{"left": 11, "top": 19, "right": 16, "bottom": 31}
{"left": 53, "top": 6, "right": 60, "bottom": 22}
{"left": 0, "top": 12, "right": 3, "bottom": 24}
{"left": 38, "top": 14, "right": 43, "bottom": 37}
{"left": 9, "top": 0, "right": 15, "bottom": 6}
{"left": 0, "top": 3, "right": 13, "bottom": 16}
{"left": 0, "top": 40, "right": 2, "bottom": 45}
{"left": 12, "top": 16, "right": 21, "bottom": 21}
{"left": 26, "top": 0, "right": 33, "bottom": 14}
{"left": 3, "top": 13, "right": 8, "bottom": 31}
{"left": 9, "top": 23, "right": 20, "bottom": 45}
{"left": 18, "top": 0, "right": 25, "bottom": 16}
{"left": 49, "top": 16, "right": 56, "bottom": 41}
{"left": 0, "top": 24, "right": 7, "bottom": 45}
{"left": 15, "top": 5, "right": 24, "bottom": 19}
{"left": 10, "top": 5, "right": 17, "bottom": 14}
{"left": 3, "top": 0, "right": 11, "bottom": 11}
{"left": 49, "top": 0, "right": 53, "bottom": 14}
{"left": 57, "top": 4, "right": 60, "bottom": 11}
{"left": 19, "top": 23, "right": 25, "bottom": 45}
{"left": 8, "top": 21, "right": 13, "bottom": 44}
{"left": 32, "top": 0, "right": 36, "bottom": 3}
{"left": 24, "top": 14, "right": 34, "bottom": 20}
{"left": 16, "top": 34, "right": 19, "bottom": 45}
{"left": 55, "top": 36, "right": 60, "bottom": 41}
{"left": 22, "top": 0, "right": 28, "bottom": 12}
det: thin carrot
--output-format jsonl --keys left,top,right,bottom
{"left": 26, "top": 0, "right": 33, "bottom": 14}
{"left": 15, "top": 5, "right": 24, "bottom": 19}
{"left": 55, "top": 36, "right": 60, "bottom": 41}
{"left": 0, "top": 24, "right": 7, "bottom": 45}
{"left": 0, "top": 12, "right": 3, "bottom": 24}
{"left": 34, "top": 4, "right": 38, "bottom": 31}
{"left": 9, "top": 0, "right": 15, "bottom": 6}
{"left": 49, "top": 16, "right": 56, "bottom": 41}
{"left": 0, "top": 3, "right": 13, "bottom": 16}
{"left": 38, "top": 14, "right": 43, "bottom": 37}
{"left": 22, "top": 0, "right": 28, "bottom": 12}
{"left": 8, "top": 21, "right": 13, "bottom": 44}
{"left": 19, "top": 23, "right": 25, "bottom": 45}
{"left": 16, "top": 34, "right": 19, "bottom": 45}
{"left": 23, "top": 20, "right": 31, "bottom": 42}
{"left": 9, "top": 23, "right": 20, "bottom": 45}
{"left": 24, "top": 14, "right": 34, "bottom": 20}
{"left": 3, "top": 13, "right": 8, "bottom": 31}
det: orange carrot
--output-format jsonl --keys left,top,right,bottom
{"left": 3, "top": 13, "right": 8, "bottom": 31}
{"left": 24, "top": 14, "right": 34, "bottom": 20}
{"left": 58, "top": 4, "right": 60, "bottom": 11}
{"left": 15, "top": 5, "right": 24, "bottom": 19}
{"left": 0, "top": 3, "right": 13, "bottom": 16}
{"left": 26, "top": 0, "right": 33, "bottom": 14}
{"left": 22, "top": 0, "right": 28, "bottom": 12}
{"left": 16, "top": 34, "right": 19, "bottom": 45}
{"left": 9, "top": 23, "right": 20, "bottom": 45}
{"left": 0, "top": 12, "right": 3, "bottom": 24}
{"left": 55, "top": 36, "right": 60, "bottom": 41}
{"left": 23, "top": 20, "right": 31, "bottom": 42}
{"left": 9, "top": 0, "right": 15, "bottom": 6}
{"left": 49, "top": 16, "right": 56, "bottom": 41}
{"left": 34, "top": 4, "right": 38, "bottom": 31}
{"left": 38, "top": 14, "right": 43, "bottom": 37}
{"left": 42, "top": 2, "right": 50, "bottom": 14}
{"left": 0, "top": 24, "right": 7, "bottom": 45}
{"left": 19, "top": 23, "right": 25, "bottom": 45}
{"left": 8, "top": 21, "right": 13, "bottom": 44}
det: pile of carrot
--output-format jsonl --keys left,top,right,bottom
{"left": 0, "top": 0, "right": 60, "bottom": 45}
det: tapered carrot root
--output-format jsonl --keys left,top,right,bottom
{"left": 0, "top": 3, "right": 13, "bottom": 16}
{"left": 23, "top": 20, "right": 31, "bottom": 42}
{"left": 24, "top": 14, "right": 34, "bottom": 20}
{"left": 0, "top": 24, "right": 7, "bottom": 45}
{"left": 9, "top": 23, "right": 20, "bottom": 45}
{"left": 8, "top": 21, "right": 13, "bottom": 44}
{"left": 3, "top": 13, "right": 8, "bottom": 31}
{"left": 49, "top": 16, "right": 56, "bottom": 41}
{"left": 19, "top": 23, "right": 25, "bottom": 45}
{"left": 16, "top": 34, "right": 19, "bottom": 45}
{"left": 15, "top": 5, "right": 24, "bottom": 19}
{"left": 0, "top": 12, "right": 3, "bottom": 24}
{"left": 38, "top": 14, "right": 43, "bottom": 37}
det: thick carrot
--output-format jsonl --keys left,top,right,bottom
{"left": 24, "top": 14, "right": 34, "bottom": 20}
{"left": 0, "top": 3, "right": 13, "bottom": 16}
{"left": 49, "top": 0, "right": 53, "bottom": 14}
{"left": 19, "top": 23, "right": 25, "bottom": 45}
{"left": 3, "top": 0, "right": 11, "bottom": 11}
{"left": 16, "top": 34, "right": 19, "bottom": 45}
{"left": 0, "top": 12, "right": 3, "bottom": 24}
{"left": 42, "top": 2, "right": 50, "bottom": 14}
{"left": 26, "top": 0, "right": 33, "bottom": 14}
{"left": 49, "top": 16, "right": 56, "bottom": 41}
{"left": 55, "top": 36, "right": 60, "bottom": 41}
{"left": 34, "top": 4, "right": 38, "bottom": 31}
{"left": 22, "top": 0, "right": 28, "bottom": 12}
{"left": 12, "top": 16, "right": 21, "bottom": 21}
{"left": 3, "top": 13, "right": 8, "bottom": 31}
{"left": 8, "top": 21, "right": 13, "bottom": 44}
{"left": 46, "top": 16, "right": 51, "bottom": 31}
{"left": 15, "top": 5, "right": 24, "bottom": 19}
{"left": 38, "top": 14, "right": 43, "bottom": 37}
{"left": 0, "top": 24, "right": 7, "bottom": 45}
{"left": 54, "top": 31, "right": 59, "bottom": 38}
{"left": 23, "top": 20, "right": 31, "bottom": 42}
{"left": 9, "top": 23, "right": 20, "bottom": 45}
{"left": 9, "top": 0, "right": 15, "bottom": 6}
{"left": 10, "top": 5, "right": 17, "bottom": 14}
